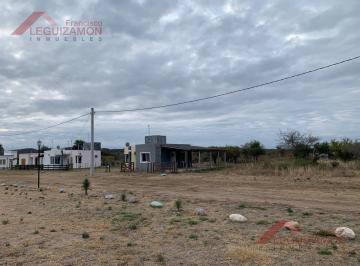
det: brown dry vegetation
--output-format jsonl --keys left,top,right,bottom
{"left": 0, "top": 163, "right": 359, "bottom": 265}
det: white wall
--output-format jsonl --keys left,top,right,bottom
{"left": 18, "top": 153, "right": 42, "bottom": 166}
{"left": 43, "top": 149, "right": 101, "bottom": 169}
{"left": 0, "top": 155, "right": 15, "bottom": 169}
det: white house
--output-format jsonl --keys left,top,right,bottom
{"left": 43, "top": 148, "right": 101, "bottom": 169}
{"left": 18, "top": 151, "right": 43, "bottom": 166}
{"left": 0, "top": 151, "right": 17, "bottom": 169}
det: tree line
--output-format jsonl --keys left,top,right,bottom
{"left": 219, "top": 130, "right": 360, "bottom": 162}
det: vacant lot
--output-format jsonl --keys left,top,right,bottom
{"left": 0, "top": 167, "right": 359, "bottom": 265}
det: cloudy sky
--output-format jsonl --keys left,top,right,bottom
{"left": 1, "top": 0, "right": 359, "bottom": 149}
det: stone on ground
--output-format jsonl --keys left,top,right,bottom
{"left": 194, "top": 207, "right": 206, "bottom": 216}
{"left": 128, "top": 196, "right": 138, "bottom": 203}
{"left": 229, "top": 214, "right": 247, "bottom": 222}
{"left": 284, "top": 221, "right": 300, "bottom": 231}
{"left": 104, "top": 194, "right": 114, "bottom": 199}
{"left": 59, "top": 188, "right": 65, "bottom": 193}
{"left": 335, "top": 227, "right": 355, "bottom": 239}
{"left": 150, "top": 201, "right": 163, "bottom": 208}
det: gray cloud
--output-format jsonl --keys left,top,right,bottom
{"left": 0, "top": 0, "right": 359, "bottom": 149}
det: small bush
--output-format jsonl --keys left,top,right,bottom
{"left": 121, "top": 193, "right": 126, "bottom": 201}
{"left": 188, "top": 220, "right": 198, "bottom": 225}
{"left": 2, "top": 219, "right": 9, "bottom": 225}
{"left": 314, "top": 230, "right": 336, "bottom": 237}
{"left": 128, "top": 223, "right": 137, "bottom": 230}
{"left": 189, "top": 234, "right": 198, "bottom": 240}
{"left": 33, "top": 230, "right": 39, "bottom": 234}
{"left": 175, "top": 199, "right": 182, "bottom": 211}
{"left": 50, "top": 229, "right": 56, "bottom": 232}
{"left": 82, "top": 232, "right": 90, "bottom": 239}
{"left": 302, "top": 212, "right": 312, "bottom": 217}
{"left": 318, "top": 248, "right": 332, "bottom": 255}
{"left": 156, "top": 254, "right": 165, "bottom": 264}
{"left": 82, "top": 178, "right": 90, "bottom": 195}
{"left": 287, "top": 207, "right": 294, "bottom": 214}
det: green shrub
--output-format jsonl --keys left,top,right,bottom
{"left": 175, "top": 199, "right": 182, "bottom": 211}
{"left": 82, "top": 178, "right": 90, "bottom": 195}
{"left": 82, "top": 232, "right": 90, "bottom": 239}
{"left": 189, "top": 234, "right": 198, "bottom": 240}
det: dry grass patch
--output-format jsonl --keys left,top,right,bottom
{"left": 227, "top": 245, "right": 273, "bottom": 265}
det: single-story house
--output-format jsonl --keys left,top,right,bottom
{"left": 124, "top": 135, "right": 226, "bottom": 172}
{"left": 43, "top": 147, "right": 101, "bottom": 169}
{"left": 17, "top": 148, "right": 43, "bottom": 166}
{"left": 0, "top": 152, "right": 16, "bottom": 169}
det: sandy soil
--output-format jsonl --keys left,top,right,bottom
{"left": 0, "top": 168, "right": 359, "bottom": 265}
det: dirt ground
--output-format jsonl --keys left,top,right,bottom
{"left": 0, "top": 168, "right": 359, "bottom": 265}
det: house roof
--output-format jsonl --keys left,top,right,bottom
{"left": 161, "top": 144, "right": 225, "bottom": 152}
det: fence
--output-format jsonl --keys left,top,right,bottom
{"left": 120, "top": 162, "right": 135, "bottom": 172}
{"left": 12, "top": 164, "right": 72, "bottom": 171}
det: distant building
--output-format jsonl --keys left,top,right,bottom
{"left": 124, "top": 135, "right": 225, "bottom": 172}
{"left": 0, "top": 151, "right": 17, "bottom": 169}
{"left": 17, "top": 148, "right": 43, "bottom": 166}
{"left": 43, "top": 147, "right": 101, "bottom": 169}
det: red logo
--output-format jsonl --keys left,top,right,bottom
{"left": 12, "top": 12, "right": 57, "bottom": 35}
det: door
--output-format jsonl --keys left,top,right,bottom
{"left": 21, "top": 158, "right": 26, "bottom": 166}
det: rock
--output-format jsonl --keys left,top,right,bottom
{"left": 194, "top": 208, "right": 206, "bottom": 216}
{"left": 160, "top": 173, "right": 167, "bottom": 176}
{"left": 104, "top": 194, "right": 114, "bottom": 199}
{"left": 128, "top": 196, "right": 138, "bottom": 203}
{"left": 150, "top": 201, "right": 163, "bottom": 208}
{"left": 229, "top": 214, "right": 247, "bottom": 222}
{"left": 1, "top": 183, "right": 6, "bottom": 186}
{"left": 284, "top": 221, "right": 300, "bottom": 231}
{"left": 335, "top": 227, "right": 355, "bottom": 239}
{"left": 59, "top": 188, "right": 65, "bottom": 193}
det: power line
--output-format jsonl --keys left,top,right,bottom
{"left": 1, "top": 55, "right": 359, "bottom": 137}
{"left": 0, "top": 113, "right": 90, "bottom": 137}
{"left": 97, "top": 55, "right": 360, "bottom": 113}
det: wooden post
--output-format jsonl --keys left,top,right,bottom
{"left": 210, "top": 151, "right": 212, "bottom": 168}
{"left": 198, "top": 151, "right": 201, "bottom": 165}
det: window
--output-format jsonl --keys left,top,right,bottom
{"left": 0, "top": 159, "right": 5, "bottom": 165}
{"left": 50, "top": 156, "right": 61, "bottom": 165}
{"left": 76, "top": 156, "right": 82, "bottom": 164}
{"left": 140, "top": 152, "right": 150, "bottom": 163}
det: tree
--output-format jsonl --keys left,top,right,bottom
{"left": 242, "top": 140, "right": 265, "bottom": 161}
{"left": 314, "top": 142, "right": 330, "bottom": 155}
{"left": 278, "top": 130, "right": 319, "bottom": 158}
{"left": 73, "top": 140, "right": 85, "bottom": 150}
{"left": 0, "top": 144, "right": 4, "bottom": 156}
{"left": 330, "top": 139, "right": 357, "bottom": 161}
{"left": 82, "top": 178, "right": 90, "bottom": 195}
{"left": 224, "top": 146, "right": 241, "bottom": 163}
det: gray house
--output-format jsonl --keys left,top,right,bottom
{"left": 125, "top": 135, "right": 226, "bottom": 172}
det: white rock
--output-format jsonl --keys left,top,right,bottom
{"left": 1, "top": 183, "right": 6, "bottom": 186}
{"left": 284, "top": 221, "right": 300, "bottom": 231}
{"left": 104, "top": 194, "right": 114, "bottom": 199}
{"left": 229, "top": 214, "right": 247, "bottom": 222}
{"left": 59, "top": 188, "right": 65, "bottom": 193}
{"left": 194, "top": 208, "right": 206, "bottom": 216}
{"left": 128, "top": 196, "right": 138, "bottom": 203}
{"left": 150, "top": 201, "right": 163, "bottom": 208}
{"left": 335, "top": 227, "right": 355, "bottom": 239}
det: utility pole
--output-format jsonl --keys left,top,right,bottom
{"left": 90, "top": 108, "right": 95, "bottom": 177}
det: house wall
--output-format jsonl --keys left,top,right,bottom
{"left": 0, "top": 155, "right": 15, "bottom": 169}
{"left": 124, "top": 145, "right": 136, "bottom": 166}
{"left": 43, "top": 149, "right": 101, "bottom": 168}
{"left": 135, "top": 144, "right": 161, "bottom": 171}
{"left": 18, "top": 153, "right": 43, "bottom": 166}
